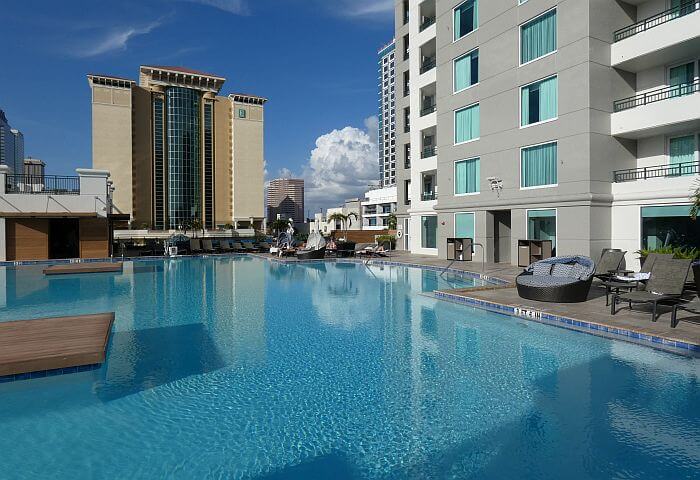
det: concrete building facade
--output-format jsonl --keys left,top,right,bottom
{"left": 362, "top": 186, "right": 398, "bottom": 230}
{"left": 88, "top": 65, "right": 266, "bottom": 232}
{"left": 266, "top": 178, "right": 305, "bottom": 224}
{"left": 394, "top": 0, "right": 700, "bottom": 267}
{"left": 378, "top": 40, "right": 398, "bottom": 187}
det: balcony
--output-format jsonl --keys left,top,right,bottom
{"left": 5, "top": 174, "right": 80, "bottom": 195}
{"left": 613, "top": 161, "right": 699, "bottom": 183}
{"left": 611, "top": 81, "right": 700, "bottom": 138}
{"left": 611, "top": 2, "right": 700, "bottom": 72}
{"left": 419, "top": 16, "right": 435, "bottom": 32}
{"left": 421, "top": 146, "right": 437, "bottom": 159}
{"left": 421, "top": 191, "right": 437, "bottom": 201}
{"left": 420, "top": 57, "right": 436, "bottom": 75}
{"left": 420, "top": 103, "right": 436, "bottom": 117}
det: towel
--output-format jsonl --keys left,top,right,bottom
{"left": 614, "top": 272, "right": 650, "bottom": 282}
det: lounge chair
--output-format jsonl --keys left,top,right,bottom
{"left": 670, "top": 296, "right": 700, "bottom": 328}
{"left": 258, "top": 242, "right": 272, "bottom": 252}
{"left": 218, "top": 240, "right": 233, "bottom": 253}
{"left": 601, "top": 253, "right": 673, "bottom": 305}
{"left": 201, "top": 239, "right": 215, "bottom": 253}
{"left": 354, "top": 243, "right": 372, "bottom": 255}
{"left": 189, "top": 239, "right": 203, "bottom": 254}
{"left": 593, "top": 250, "right": 626, "bottom": 281}
{"left": 611, "top": 258, "right": 692, "bottom": 321}
{"left": 359, "top": 242, "right": 390, "bottom": 257}
{"left": 241, "top": 242, "right": 257, "bottom": 252}
{"left": 516, "top": 256, "right": 596, "bottom": 303}
{"left": 230, "top": 241, "right": 245, "bottom": 252}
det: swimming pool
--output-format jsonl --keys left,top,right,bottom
{"left": 0, "top": 256, "right": 698, "bottom": 479}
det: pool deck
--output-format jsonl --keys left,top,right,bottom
{"left": 0, "top": 313, "right": 114, "bottom": 378}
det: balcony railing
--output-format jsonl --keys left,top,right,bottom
{"left": 613, "top": 80, "right": 700, "bottom": 112}
{"left": 420, "top": 103, "right": 436, "bottom": 116}
{"left": 421, "top": 191, "right": 437, "bottom": 201}
{"left": 5, "top": 174, "right": 80, "bottom": 195}
{"left": 421, "top": 146, "right": 437, "bottom": 158}
{"left": 613, "top": 161, "right": 699, "bottom": 182}
{"left": 614, "top": 2, "right": 699, "bottom": 42}
{"left": 419, "top": 16, "right": 436, "bottom": 32}
{"left": 420, "top": 57, "right": 436, "bottom": 74}
{"left": 404, "top": 157, "right": 411, "bottom": 169}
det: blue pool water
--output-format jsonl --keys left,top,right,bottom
{"left": 0, "top": 257, "right": 698, "bottom": 479}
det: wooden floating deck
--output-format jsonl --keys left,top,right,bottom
{"left": 43, "top": 262, "right": 123, "bottom": 275}
{"left": 0, "top": 313, "right": 114, "bottom": 377}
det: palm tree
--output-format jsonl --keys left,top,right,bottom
{"left": 270, "top": 218, "right": 291, "bottom": 236}
{"left": 191, "top": 218, "right": 203, "bottom": 238}
{"left": 691, "top": 179, "right": 700, "bottom": 220}
{"left": 327, "top": 212, "right": 348, "bottom": 237}
{"left": 345, "top": 212, "right": 358, "bottom": 238}
{"left": 386, "top": 213, "right": 398, "bottom": 230}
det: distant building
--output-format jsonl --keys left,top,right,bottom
{"left": 362, "top": 186, "right": 397, "bottom": 230}
{"left": 0, "top": 110, "right": 24, "bottom": 174}
{"left": 23, "top": 158, "right": 45, "bottom": 177}
{"left": 88, "top": 65, "right": 266, "bottom": 231}
{"left": 267, "top": 178, "right": 304, "bottom": 223}
{"left": 316, "top": 199, "right": 362, "bottom": 235}
{"left": 378, "top": 40, "right": 396, "bottom": 187}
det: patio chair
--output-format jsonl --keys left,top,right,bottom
{"left": 593, "top": 250, "right": 626, "bottom": 281}
{"left": 230, "top": 241, "right": 246, "bottom": 252}
{"left": 218, "top": 240, "right": 233, "bottom": 253}
{"left": 258, "top": 241, "right": 272, "bottom": 252}
{"left": 601, "top": 253, "right": 673, "bottom": 306}
{"left": 611, "top": 258, "right": 692, "bottom": 322}
{"left": 189, "top": 239, "right": 203, "bottom": 254}
{"left": 671, "top": 296, "right": 700, "bottom": 328}
{"left": 241, "top": 242, "right": 257, "bottom": 252}
{"left": 201, "top": 239, "right": 216, "bottom": 253}
{"left": 516, "top": 255, "right": 596, "bottom": 303}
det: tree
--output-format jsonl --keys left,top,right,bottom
{"left": 691, "top": 179, "right": 700, "bottom": 220}
{"left": 191, "top": 218, "right": 203, "bottom": 238}
{"left": 386, "top": 213, "right": 398, "bottom": 230}
{"left": 327, "top": 212, "right": 348, "bottom": 234}
{"left": 270, "top": 218, "right": 291, "bottom": 236}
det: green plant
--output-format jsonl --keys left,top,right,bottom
{"left": 269, "top": 218, "right": 291, "bottom": 235}
{"left": 191, "top": 218, "right": 203, "bottom": 238}
{"left": 690, "top": 178, "right": 700, "bottom": 220}
{"left": 386, "top": 213, "right": 398, "bottom": 230}
{"left": 224, "top": 223, "right": 234, "bottom": 230}
{"left": 375, "top": 234, "right": 396, "bottom": 248}
{"left": 636, "top": 246, "right": 700, "bottom": 260}
{"left": 328, "top": 212, "right": 358, "bottom": 239}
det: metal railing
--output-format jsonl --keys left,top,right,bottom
{"left": 614, "top": 2, "right": 699, "bottom": 42}
{"left": 421, "top": 191, "right": 437, "bottom": 201}
{"left": 5, "top": 174, "right": 80, "bottom": 195}
{"left": 613, "top": 80, "right": 700, "bottom": 112}
{"left": 613, "top": 161, "right": 699, "bottom": 183}
{"left": 419, "top": 16, "right": 435, "bottom": 32}
{"left": 420, "top": 57, "right": 436, "bottom": 74}
{"left": 420, "top": 103, "right": 436, "bottom": 116}
{"left": 421, "top": 146, "right": 437, "bottom": 158}
{"left": 404, "top": 157, "right": 411, "bottom": 169}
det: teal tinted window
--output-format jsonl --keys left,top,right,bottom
{"left": 455, "top": 104, "right": 480, "bottom": 143}
{"left": 521, "top": 142, "right": 557, "bottom": 187}
{"left": 455, "top": 213, "right": 475, "bottom": 239}
{"left": 527, "top": 209, "right": 556, "bottom": 247}
{"left": 421, "top": 216, "right": 437, "bottom": 249}
{"left": 454, "top": 1, "right": 478, "bottom": 41}
{"left": 521, "top": 9, "right": 557, "bottom": 64}
{"left": 238, "top": 108, "right": 247, "bottom": 118}
{"left": 521, "top": 76, "right": 557, "bottom": 126}
{"left": 454, "top": 49, "right": 479, "bottom": 92}
{"left": 455, "top": 158, "right": 480, "bottom": 194}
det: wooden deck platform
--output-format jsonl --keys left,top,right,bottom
{"left": 0, "top": 313, "right": 114, "bottom": 376}
{"left": 43, "top": 262, "right": 123, "bottom": 275}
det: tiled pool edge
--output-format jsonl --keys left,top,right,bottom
{"left": 0, "top": 363, "right": 101, "bottom": 384}
{"left": 434, "top": 291, "right": 700, "bottom": 355}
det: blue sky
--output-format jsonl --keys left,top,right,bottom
{"left": 0, "top": 0, "right": 393, "bottom": 213}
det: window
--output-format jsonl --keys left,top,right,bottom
{"left": 669, "top": 61, "right": 696, "bottom": 97}
{"left": 527, "top": 209, "right": 556, "bottom": 248}
{"left": 642, "top": 205, "right": 700, "bottom": 250}
{"left": 238, "top": 108, "right": 247, "bottom": 119}
{"left": 404, "top": 180, "right": 411, "bottom": 205}
{"left": 669, "top": 135, "right": 698, "bottom": 175}
{"left": 454, "top": 49, "right": 479, "bottom": 92}
{"left": 521, "top": 142, "right": 557, "bottom": 188}
{"left": 454, "top": 158, "right": 480, "bottom": 194}
{"left": 521, "top": 9, "right": 557, "bottom": 64}
{"left": 455, "top": 212, "right": 475, "bottom": 240}
{"left": 454, "top": 1, "right": 478, "bottom": 41}
{"left": 521, "top": 76, "right": 558, "bottom": 126}
{"left": 368, "top": 218, "right": 377, "bottom": 226}
{"left": 455, "top": 104, "right": 480, "bottom": 144}
{"left": 421, "top": 215, "right": 437, "bottom": 249}
{"left": 403, "top": 34, "right": 410, "bottom": 60}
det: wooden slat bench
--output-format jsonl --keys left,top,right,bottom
{"left": 43, "top": 262, "right": 123, "bottom": 275}
{"left": 0, "top": 312, "right": 115, "bottom": 377}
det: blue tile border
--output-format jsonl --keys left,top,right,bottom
{"left": 0, "top": 363, "right": 100, "bottom": 384}
{"left": 434, "top": 291, "right": 700, "bottom": 355}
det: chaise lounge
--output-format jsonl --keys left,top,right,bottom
{"left": 516, "top": 256, "right": 596, "bottom": 303}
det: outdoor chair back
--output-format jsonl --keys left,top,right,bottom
{"left": 643, "top": 258, "right": 692, "bottom": 296}
{"left": 595, "top": 250, "right": 626, "bottom": 276}
{"left": 202, "top": 239, "right": 214, "bottom": 251}
{"left": 640, "top": 253, "right": 673, "bottom": 274}
{"left": 190, "top": 239, "right": 202, "bottom": 252}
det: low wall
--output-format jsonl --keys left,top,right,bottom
{"left": 331, "top": 230, "right": 396, "bottom": 243}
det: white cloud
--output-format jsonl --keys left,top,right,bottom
{"left": 300, "top": 116, "right": 380, "bottom": 214}
{"left": 337, "top": 0, "right": 393, "bottom": 18}
{"left": 179, "top": 0, "right": 249, "bottom": 15}
{"left": 74, "top": 20, "right": 161, "bottom": 57}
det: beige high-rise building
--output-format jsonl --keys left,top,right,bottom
{"left": 88, "top": 65, "right": 266, "bottom": 231}
{"left": 266, "top": 178, "right": 304, "bottom": 224}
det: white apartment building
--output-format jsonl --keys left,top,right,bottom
{"left": 394, "top": 0, "right": 700, "bottom": 267}
{"left": 362, "top": 186, "right": 398, "bottom": 230}
{"left": 379, "top": 40, "right": 398, "bottom": 187}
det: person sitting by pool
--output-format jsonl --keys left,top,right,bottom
{"left": 327, "top": 238, "right": 337, "bottom": 251}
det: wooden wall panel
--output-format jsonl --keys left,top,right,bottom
{"left": 6, "top": 219, "right": 50, "bottom": 261}
{"left": 79, "top": 218, "right": 109, "bottom": 259}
